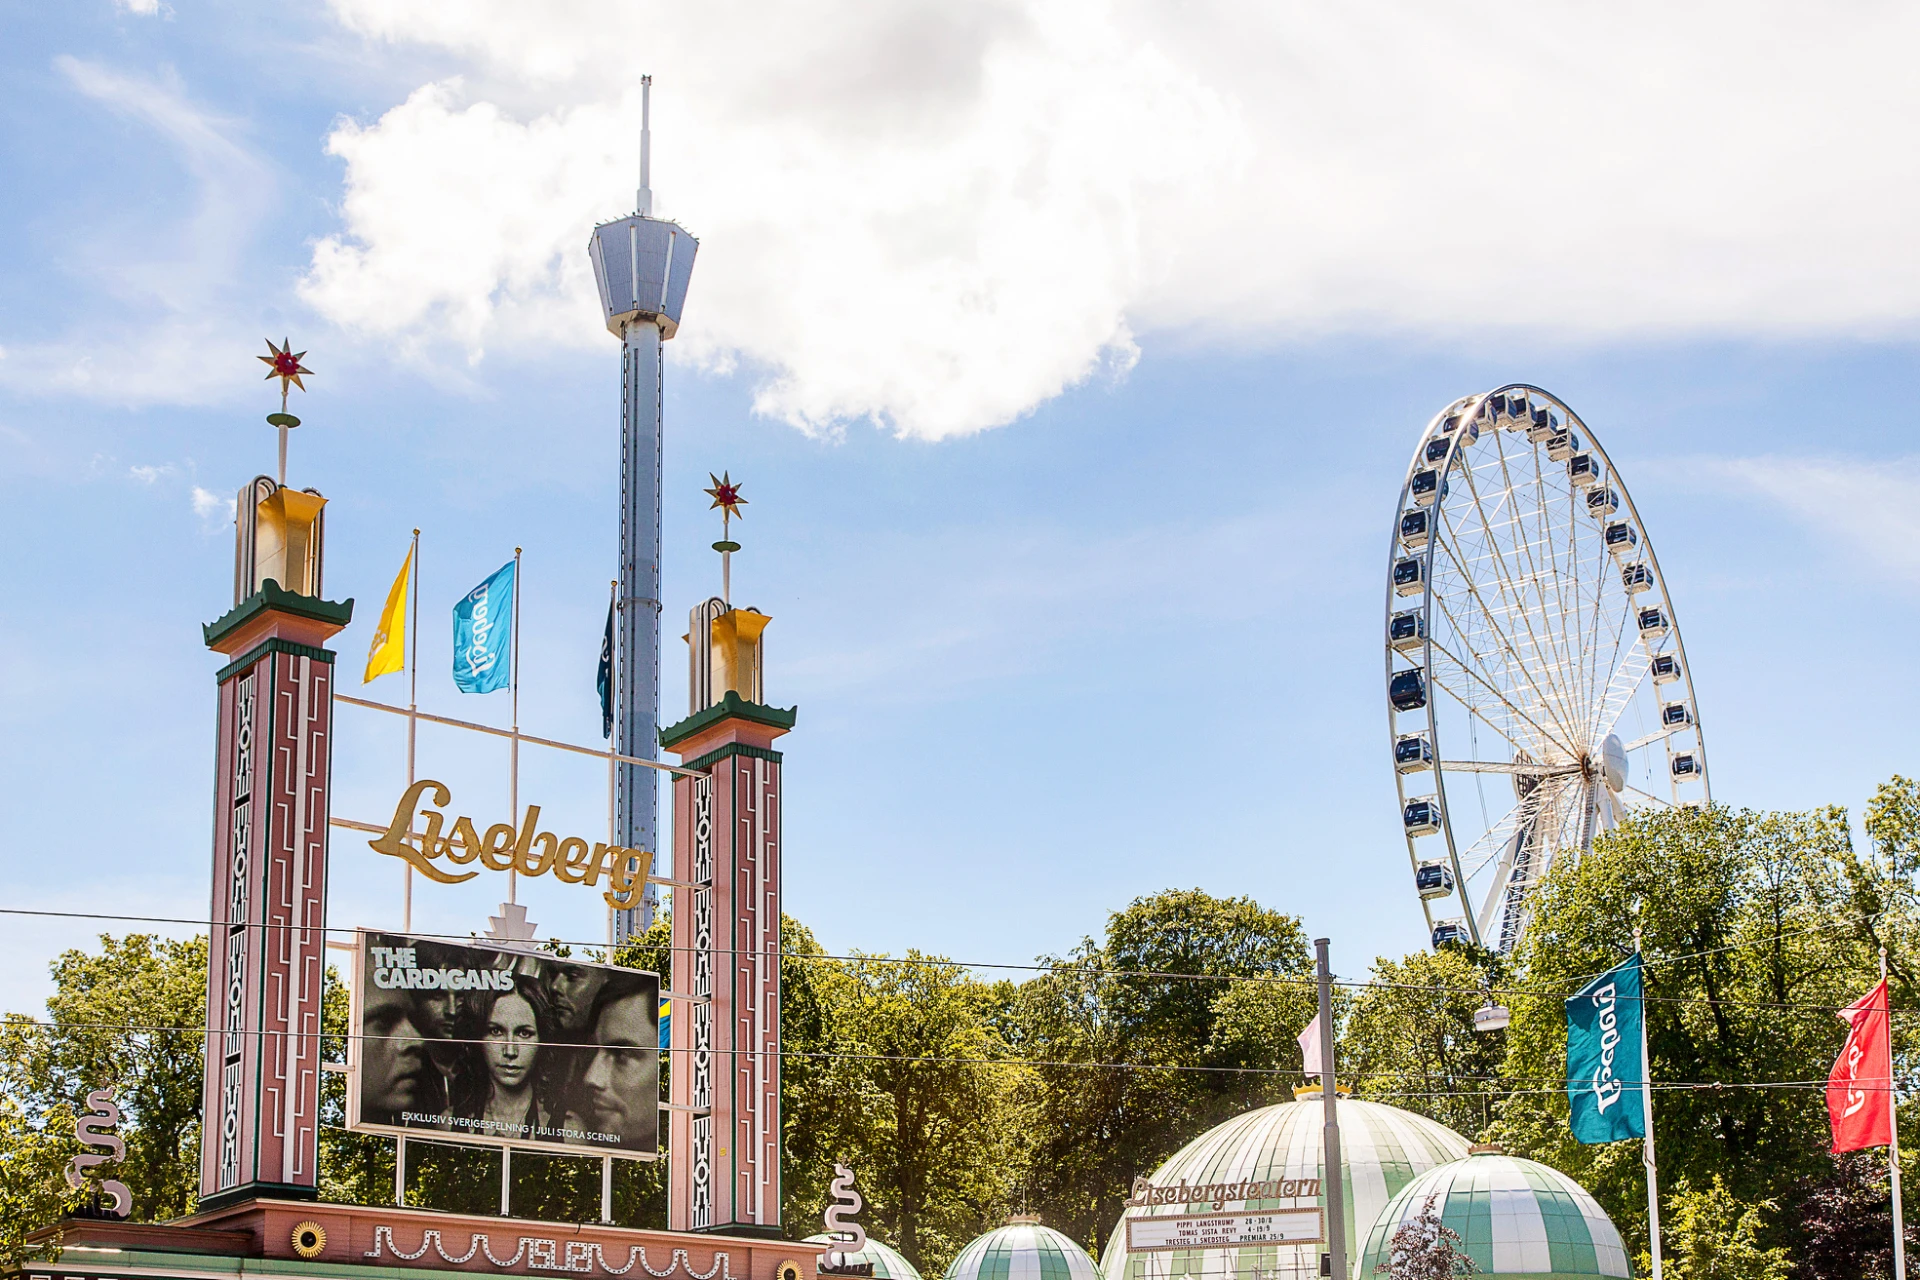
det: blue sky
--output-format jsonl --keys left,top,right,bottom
{"left": 5, "top": 0, "right": 1920, "bottom": 1013}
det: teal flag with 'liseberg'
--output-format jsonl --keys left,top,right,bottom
{"left": 453, "top": 559, "right": 514, "bottom": 694}
{"left": 1566, "top": 951, "right": 1647, "bottom": 1144}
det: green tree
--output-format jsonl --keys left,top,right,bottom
{"left": 0, "top": 934, "right": 207, "bottom": 1224}
{"left": 795, "top": 950, "right": 1020, "bottom": 1275}
{"left": 1656, "top": 1175, "right": 1789, "bottom": 1280}
{"left": 1492, "top": 803, "right": 1876, "bottom": 1255}
{"left": 1344, "top": 947, "right": 1505, "bottom": 1140}
{"left": 1010, "top": 889, "right": 1314, "bottom": 1253}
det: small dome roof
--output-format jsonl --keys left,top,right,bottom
{"left": 802, "top": 1235, "right": 924, "bottom": 1280}
{"left": 1101, "top": 1095, "right": 1472, "bottom": 1280}
{"left": 945, "top": 1218, "right": 1099, "bottom": 1280}
{"left": 1358, "top": 1149, "right": 1630, "bottom": 1279}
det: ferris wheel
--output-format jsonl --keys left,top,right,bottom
{"left": 1384, "top": 386, "right": 1709, "bottom": 954}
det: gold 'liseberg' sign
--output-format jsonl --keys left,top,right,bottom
{"left": 369, "top": 779, "right": 650, "bottom": 908}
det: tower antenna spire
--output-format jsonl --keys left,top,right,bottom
{"left": 637, "top": 75, "right": 653, "bottom": 217}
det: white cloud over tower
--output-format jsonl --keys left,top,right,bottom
{"left": 306, "top": 0, "right": 1920, "bottom": 439}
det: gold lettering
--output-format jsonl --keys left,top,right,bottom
{"left": 367, "top": 780, "right": 477, "bottom": 885}
{"left": 605, "top": 848, "right": 648, "bottom": 909}
{"left": 585, "top": 842, "right": 620, "bottom": 887}
{"left": 554, "top": 837, "right": 590, "bottom": 884}
{"left": 513, "top": 806, "right": 547, "bottom": 875}
{"left": 445, "top": 816, "right": 482, "bottom": 864}
{"left": 479, "top": 822, "right": 518, "bottom": 871}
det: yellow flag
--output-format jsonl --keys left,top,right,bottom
{"left": 363, "top": 544, "right": 412, "bottom": 682}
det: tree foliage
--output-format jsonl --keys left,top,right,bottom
{"left": 1656, "top": 1175, "right": 1790, "bottom": 1280}
{"left": 1492, "top": 802, "right": 1878, "bottom": 1253}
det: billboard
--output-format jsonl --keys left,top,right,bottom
{"left": 349, "top": 931, "right": 659, "bottom": 1157}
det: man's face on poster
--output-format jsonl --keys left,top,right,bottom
{"left": 547, "top": 965, "right": 608, "bottom": 1040}
{"left": 581, "top": 992, "right": 654, "bottom": 1146}
{"left": 361, "top": 981, "right": 434, "bottom": 1122}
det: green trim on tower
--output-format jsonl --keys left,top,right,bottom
{"left": 216, "top": 638, "right": 337, "bottom": 684}
{"left": 659, "top": 690, "right": 797, "bottom": 749}
{"left": 680, "top": 742, "right": 784, "bottom": 773}
{"left": 204, "top": 581, "right": 355, "bottom": 649}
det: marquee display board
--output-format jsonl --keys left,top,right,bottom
{"left": 348, "top": 930, "right": 660, "bottom": 1158}
{"left": 1125, "top": 1209, "right": 1325, "bottom": 1250}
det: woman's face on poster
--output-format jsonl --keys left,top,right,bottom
{"left": 484, "top": 991, "right": 541, "bottom": 1091}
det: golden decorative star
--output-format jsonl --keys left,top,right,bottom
{"left": 258, "top": 338, "right": 312, "bottom": 397}
{"left": 704, "top": 472, "right": 747, "bottom": 521}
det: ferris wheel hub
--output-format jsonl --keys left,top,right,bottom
{"left": 1601, "top": 733, "right": 1627, "bottom": 793}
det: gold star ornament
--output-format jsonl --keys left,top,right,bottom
{"left": 259, "top": 338, "right": 312, "bottom": 399}
{"left": 704, "top": 472, "right": 747, "bottom": 521}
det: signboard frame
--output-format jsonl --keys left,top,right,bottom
{"left": 345, "top": 929, "right": 661, "bottom": 1160}
{"left": 1124, "top": 1208, "right": 1327, "bottom": 1252}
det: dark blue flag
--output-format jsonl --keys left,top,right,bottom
{"left": 597, "top": 598, "right": 615, "bottom": 739}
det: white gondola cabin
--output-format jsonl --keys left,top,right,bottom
{"left": 1431, "top": 919, "right": 1471, "bottom": 948}
{"left": 1671, "top": 753, "right": 1701, "bottom": 779}
{"left": 1637, "top": 606, "right": 1669, "bottom": 642}
{"left": 1651, "top": 653, "right": 1681, "bottom": 684}
{"left": 1395, "top": 733, "right": 1434, "bottom": 773}
{"left": 1389, "top": 667, "right": 1428, "bottom": 711}
{"left": 1621, "top": 562, "right": 1654, "bottom": 593}
{"left": 1661, "top": 701, "right": 1693, "bottom": 727}
{"left": 1586, "top": 487, "right": 1621, "bottom": 518}
{"left": 1403, "top": 796, "right": 1443, "bottom": 835}
{"left": 1604, "top": 521, "right": 1639, "bottom": 558}
{"left": 1393, "top": 556, "right": 1426, "bottom": 596}
{"left": 1389, "top": 610, "right": 1427, "bottom": 651}
{"left": 1409, "top": 468, "right": 1446, "bottom": 507}
{"left": 1415, "top": 860, "right": 1454, "bottom": 898}
{"left": 1567, "top": 453, "right": 1600, "bottom": 487}
{"left": 1400, "top": 508, "right": 1430, "bottom": 550}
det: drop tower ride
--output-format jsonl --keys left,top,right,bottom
{"left": 588, "top": 77, "right": 697, "bottom": 940}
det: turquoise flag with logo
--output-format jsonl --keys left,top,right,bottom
{"left": 1566, "top": 952, "right": 1646, "bottom": 1143}
{"left": 453, "top": 560, "right": 514, "bottom": 693}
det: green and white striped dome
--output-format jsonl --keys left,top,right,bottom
{"left": 946, "top": 1217, "right": 1099, "bottom": 1280}
{"left": 1358, "top": 1149, "right": 1629, "bottom": 1279}
{"left": 803, "top": 1235, "right": 925, "bottom": 1280}
{"left": 1099, "top": 1094, "right": 1472, "bottom": 1280}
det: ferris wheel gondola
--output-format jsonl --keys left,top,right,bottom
{"left": 1383, "top": 386, "right": 1709, "bottom": 953}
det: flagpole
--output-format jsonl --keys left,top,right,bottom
{"left": 1636, "top": 928, "right": 1663, "bottom": 1280}
{"left": 405, "top": 529, "right": 420, "bottom": 932}
{"left": 607, "top": 578, "right": 618, "bottom": 950}
{"left": 1888, "top": 947, "right": 1907, "bottom": 1280}
{"left": 509, "top": 546, "right": 522, "bottom": 906}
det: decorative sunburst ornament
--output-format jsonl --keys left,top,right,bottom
{"left": 703, "top": 472, "right": 746, "bottom": 604}
{"left": 258, "top": 338, "right": 312, "bottom": 411}
{"left": 258, "top": 339, "right": 313, "bottom": 484}
{"left": 704, "top": 471, "right": 746, "bottom": 522}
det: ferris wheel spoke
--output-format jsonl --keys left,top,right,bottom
{"left": 1621, "top": 782, "right": 1672, "bottom": 808}
{"left": 1425, "top": 631, "right": 1582, "bottom": 760}
{"left": 1428, "top": 534, "right": 1587, "bottom": 755}
{"left": 1588, "top": 636, "right": 1651, "bottom": 747}
{"left": 1438, "top": 759, "right": 1582, "bottom": 776}
{"left": 1469, "top": 778, "right": 1569, "bottom": 940}
{"left": 1447, "top": 458, "right": 1591, "bottom": 747}
{"left": 1622, "top": 724, "right": 1682, "bottom": 753}
{"left": 1486, "top": 429, "right": 1594, "bottom": 750}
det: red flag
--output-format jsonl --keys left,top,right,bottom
{"left": 1829, "top": 979, "right": 1894, "bottom": 1153}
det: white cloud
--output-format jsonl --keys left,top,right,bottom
{"left": 308, "top": 0, "right": 1920, "bottom": 438}
{"left": 129, "top": 463, "right": 177, "bottom": 483}
{"left": 115, "top": 0, "right": 163, "bottom": 13}
{"left": 0, "top": 59, "right": 273, "bottom": 403}
{"left": 1711, "top": 456, "right": 1920, "bottom": 581}
{"left": 191, "top": 484, "right": 233, "bottom": 522}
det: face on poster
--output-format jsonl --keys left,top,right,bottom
{"left": 350, "top": 930, "right": 660, "bottom": 1157}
